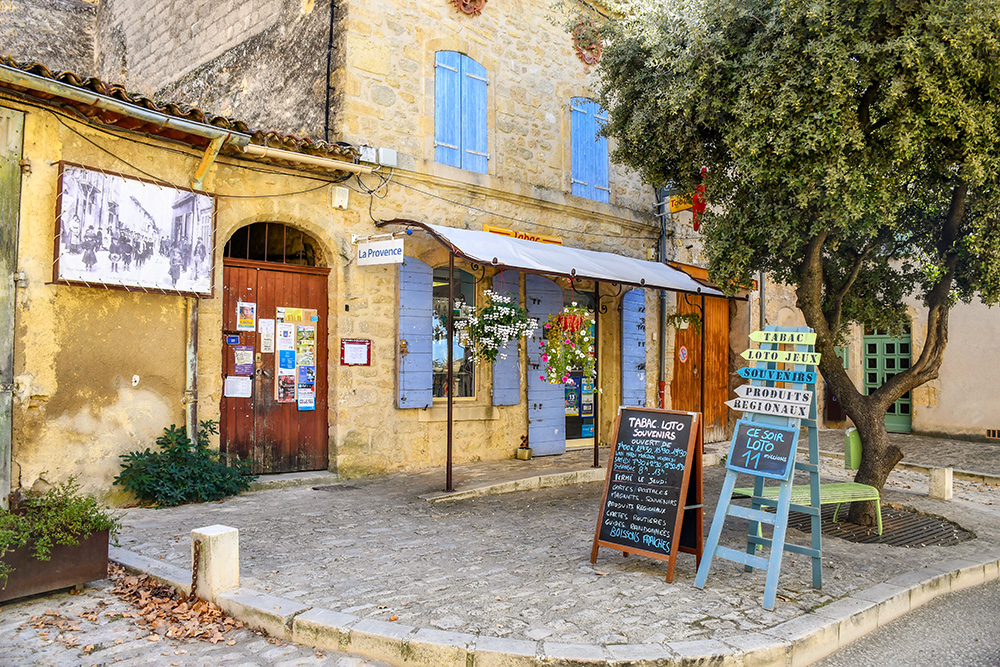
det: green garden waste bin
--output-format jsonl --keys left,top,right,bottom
{"left": 844, "top": 427, "right": 862, "bottom": 470}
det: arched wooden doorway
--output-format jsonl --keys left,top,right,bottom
{"left": 220, "top": 223, "right": 329, "bottom": 473}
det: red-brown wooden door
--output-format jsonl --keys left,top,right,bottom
{"left": 671, "top": 295, "right": 729, "bottom": 442}
{"left": 221, "top": 259, "right": 329, "bottom": 473}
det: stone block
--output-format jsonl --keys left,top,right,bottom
{"left": 718, "top": 632, "right": 789, "bottom": 667}
{"left": 761, "top": 613, "right": 839, "bottom": 667}
{"left": 347, "top": 618, "right": 415, "bottom": 665}
{"left": 291, "top": 607, "right": 359, "bottom": 650}
{"left": 539, "top": 641, "right": 608, "bottom": 665}
{"left": 605, "top": 642, "right": 676, "bottom": 665}
{"left": 407, "top": 628, "right": 474, "bottom": 666}
{"left": 191, "top": 524, "right": 240, "bottom": 602}
{"left": 929, "top": 467, "right": 953, "bottom": 500}
{"left": 928, "top": 558, "right": 984, "bottom": 593}
{"left": 109, "top": 546, "right": 191, "bottom": 597}
{"left": 886, "top": 568, "right": 951, "bottom": 609}
{"left": 215, "top": 589, "right": 311, "bottom": 641}
{"left": 811, "top": 597, "right": 878, "bottom": 647}
{"left": 666, "top": 639, "right": 738, "bottom": 666}
{"left": 472, "top": 636, "right": 539, "bottom": 667}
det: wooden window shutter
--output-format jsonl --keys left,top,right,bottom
{"left": 435, "top": 51, "right": 463, "bottom": 169}
{"left": 620, "top": 288, "right": 647, "bottom": 407}
{"left": 491, "top": 270, "right": 521, "bottom": 406}
{"left": 397, "top": 257, "right": 433, "bottom": 408}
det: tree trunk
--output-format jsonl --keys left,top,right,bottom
{"left": 847, "top": 406, "right": 903, "bottom": 526}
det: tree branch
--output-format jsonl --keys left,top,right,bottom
{"left": 858, "top": 81, "right": 881, "bottom": 138}
{"left": 828, "top": 244, "right": 875, "bottom": 334}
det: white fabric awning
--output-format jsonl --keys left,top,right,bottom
{"left": 419, "top": 223, "right": 724, "bottom": 297}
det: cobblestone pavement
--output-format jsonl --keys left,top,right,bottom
{"left": 113, "top": 435, "right": 1000, "bottom": 648}
{"left": 0, "top": 578, "right": 390, "bottom": 666}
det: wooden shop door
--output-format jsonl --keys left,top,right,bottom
{"left": 221, "top": 259, "right": 329, "bottom": 473}
{"left": 671, "top": 294, "right": 729, "bottom": 443}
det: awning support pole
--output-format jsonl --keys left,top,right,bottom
{"left": 700, "top": 292, "right": 706, "bottom": 447}
{"left": 446, "top": 252, "right": 455, "bottom": 492}
{"left": 593, "top": 281, "right": 601, "bottom": 468}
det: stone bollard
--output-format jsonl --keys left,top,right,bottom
{"left": 929, "top": 467, "right": 953, "bottom": 500}
{"left": 191, "top": 525, "right": 240, "bottom": 602}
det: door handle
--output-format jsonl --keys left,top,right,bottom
{"left": 256, "top": 368, "right": 271, "bottom": 378}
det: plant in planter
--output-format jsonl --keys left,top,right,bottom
{"left": 666, "top": 311, "right": 702, "bottom": 336}
{"left": 540, "top": 303, "right": 596, "bottom": 384}
{"left": 1, "top": 478, "right": 121, "bottom": 600}
{"left": 456, "top": 290, "right": 538, "bottom": 363}
{"left": 114, "top": 420, "right": 257, "bottom": 507}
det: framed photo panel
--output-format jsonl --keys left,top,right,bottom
{"left": 54, "top": 163, "right": 216, "bottom": 296}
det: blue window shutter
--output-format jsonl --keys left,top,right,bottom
{"left": 461, "top": 57, "right": 489, "bottom": 174}
{"left": 570, "top": 97, "right": 590, "bottom": 199}
{"left": 571, "top": 98, "right": 610, "bottom": 203}
{"left": 621, "top": 289, "right": 646, "bottom": 407}
{"left": 593, "top": 105, "right": 610, "bottom": 203}
{"left": 435, "top": 51, "right": 462, "bottom": 168}
{"left": 398, "top": 257, "right": 433, "bottom": 408}
{"left": 492, "top": 270, "right": 521, "bottom": 406}
{"left": 525, "top": 274, "right": 566, "bottom": 456}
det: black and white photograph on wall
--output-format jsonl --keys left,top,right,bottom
{"left": 54, "top": 163, "right": 215, "bottom": 296}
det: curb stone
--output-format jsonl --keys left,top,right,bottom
{"left": 110, "top": 549, "right": 1000, "bottom": 666}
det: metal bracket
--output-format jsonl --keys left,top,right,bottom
{"left": 191, "top": 136, "right": 225, "bottom": 191}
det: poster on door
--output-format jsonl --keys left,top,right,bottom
{"left": 565, "top": 377, "right": 580, "bottom": 416}
{"left": 581, "top": 378, "right": 594, "bottom": 418}
{"left": 233, "top": 345, "right": 254, "bottom": 375}
{"left": 276, "top": 374, "right": 296, "bottom": 403}
{"left": 296, "top": 325, "right": 316, "bottom": 366}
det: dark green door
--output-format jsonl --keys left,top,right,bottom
{"left": 863, "top": 328, "right": 912, "bottom": 433}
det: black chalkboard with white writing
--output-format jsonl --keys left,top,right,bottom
{"left": 726, "top": 419, "right": 799, "bottom": 480}
{"left": 591, "top": 407, "right": 703, "bottom": 582}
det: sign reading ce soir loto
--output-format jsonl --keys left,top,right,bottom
{"left": 357, "top": 239, "right": 404, "bottom": 265}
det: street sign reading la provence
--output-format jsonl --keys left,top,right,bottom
{"left": 357, "top": 238, "right": 405, "bottom": 265}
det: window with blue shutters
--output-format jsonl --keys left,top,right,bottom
{"left": 570, "top": 97, "right": 610, "bottom": 203}
{"left": 435, "top": 51, "right": 488, "bottom": 174}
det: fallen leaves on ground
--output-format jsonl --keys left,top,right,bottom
{"left": 109, "top": 564, "right": 245, "bottom": 643}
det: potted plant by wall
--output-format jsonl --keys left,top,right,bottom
{"left": 666, "top": 311, "right": 702, "bottom": 336}
{"left": 0, "top": 478, "right": 121, "bottom": 603}
{"left": 456, "top": 289, "right": 538, "bottom": 363}
{"left": 540, "top": 303, "right": 597, "bottom": 384}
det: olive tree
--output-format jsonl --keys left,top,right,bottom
{"left": 595, "top": 0, "right": 1000, "bottom": 525}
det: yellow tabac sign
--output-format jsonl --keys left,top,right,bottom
{"left": 484, "top": 224, "right": 562, "bottom": 245}
{"left": 748, "top": 330, "right": 817, "bottom": 345}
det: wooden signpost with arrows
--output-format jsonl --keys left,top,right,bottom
{"left": 696, "top": 325, "right": 825, "bottom": 610}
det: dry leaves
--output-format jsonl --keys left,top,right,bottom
{"left": 109, "top": 564, "right": 245, "bottom": 644}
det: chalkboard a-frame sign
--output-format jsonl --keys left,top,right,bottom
{"left": 591, "top": 407, "right": 703, "bottom": 582}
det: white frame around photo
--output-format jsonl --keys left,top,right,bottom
{"left": 54, "top": 162, "right": 216, "bottom": 297}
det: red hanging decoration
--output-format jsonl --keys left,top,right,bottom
{"left": 691, "top": 168, "right": 708, "bottom": 231}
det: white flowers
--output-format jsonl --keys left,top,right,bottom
{"left": 457, "top": 290, "right": 538, "bottom": 363}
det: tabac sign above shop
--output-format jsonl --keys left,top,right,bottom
{"left": 357, "top": 238, "right": 405, "bottom": 265}
{"left": 483, "top": 224, "right": 562, "bottom": 245}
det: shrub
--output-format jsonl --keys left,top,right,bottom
{"left": 114, "top": 420, "right": 257, "bottom": 507}
{"left": 0, "top": 478, "right": 121, "bottom": 587}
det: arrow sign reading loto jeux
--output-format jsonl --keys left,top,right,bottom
{"left": 740, "top": 349, "right": 821, "bottom": 365}
{"left": 733, "top": 384, "right": 813, "bottom": 407}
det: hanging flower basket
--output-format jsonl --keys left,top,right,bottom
{"left": 456, "top": 290, "right": 537, "bottom": 363}
{"left": 666, "top": 312, "right": 702, "bottom": 336}
{"left": 541, "top": 303, "right": 596, "bottom": 384}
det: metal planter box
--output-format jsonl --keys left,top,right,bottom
{"left": 0, "top": 530, "right": 109, "bottom": 603}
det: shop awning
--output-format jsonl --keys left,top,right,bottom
{"left": 388, "top": 221, "right": 724, "bottom": 297}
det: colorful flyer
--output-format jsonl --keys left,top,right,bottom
{"left": 276, "top": 374, "right": 296, "bottom": 402}
{"left": 278, "top": 349, "right": 296, "bottom": 371}
{"left": 259, "top": 318, "right": 275, "bottom": 354}
{"left": 236, "top": 301, "right": 256, "bottom": 331}
{"left": 233, "top": 345, "right": 254, "bottom": 375}
{"left": 276, "top": 322, "right": 295, "bottom": 351}
{"left": 298, "top": 366, "right": 316, "bottom": 384}
{"left": 581, "top": 378, "right": 595, "bottom": 418}
{"left": 564, "top": 377, "right": 580, "bottom": 416}
{"left": 284, "top": 307, "right": 304, "bottom": 323}
{"left": 296, "top": 325, "right": 316, "bottom": 366}
{"left": 297, "top": 383, "right": 316, "bottom": 411}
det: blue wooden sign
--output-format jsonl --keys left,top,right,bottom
{"left": 226, "top": 335, "right": 240, "bottom": 345}
{"left": 726, "top": 419, "right": 799, "bottom": 480}
{"left": 737, "top": 366, "right": 817, "bottom": 384}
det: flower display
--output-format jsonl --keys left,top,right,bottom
{"left": 456, "top": 290, "right": 537, "bottom": 363}
{"left": 541, "top": 303, "right": 596, "bottom": 384}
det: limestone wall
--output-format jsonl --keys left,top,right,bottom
{"left": 0, "top": 0, "right": 96, "bottom": 72}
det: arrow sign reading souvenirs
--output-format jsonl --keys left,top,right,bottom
{"left": 748, "top": 330, "right": 817, "bottom": 346}
{"left": 725, "top": 397, "right": 810, "bottom": 418}
{"left": 740, "top": 348, "right": 821, "bottom": 365}
{"left": 733, "top": 384, "right": 813, "bottom": 406}
{"left": 737, "top": 366, "right": 817, "bottom": 384}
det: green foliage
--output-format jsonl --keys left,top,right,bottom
{"left": 114, "top": 420, "right": 257, "bottom": 507}
{"left": 0, "top": 478, "right": 121, "bottom": 587}
{"left": 596, "top": 0, "right": 1000, "bottom": 333}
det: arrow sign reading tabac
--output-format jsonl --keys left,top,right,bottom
{"left": 748, "top": 330, "right": 817, "bottom": 345}
{"left": 725, "top": 397, "right": 810, "bottom": 418}
{"left": 740, "top": 349, "right": 821, "bottom": 365}
{"left": 733, "top": 384, "right": 813, "bottom": 407}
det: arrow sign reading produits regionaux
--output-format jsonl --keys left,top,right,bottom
{"left": 737, "top": 367, "right": 817, "bottom": 384}
{"left": 748, "top": 330, "right": 817, "bottom": 345}
{"left": 725, "top": 397, "right": 810, "bottom": 418}
{"left": 733, "top": 384, "right": 813, "bottom": 407}
{"left": 740, "top": 349, "right": 822, "bottom": 365}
